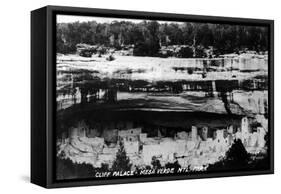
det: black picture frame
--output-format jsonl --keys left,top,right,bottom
{"left": 31, "top": 5, "right": 274, "bottom": 188}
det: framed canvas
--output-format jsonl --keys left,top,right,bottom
{"left": 31, "top": 5, "right": 274, "bottom": 188}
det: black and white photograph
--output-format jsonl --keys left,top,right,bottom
{"left": 55, "top": 14, "right": 270, "bottom": 180}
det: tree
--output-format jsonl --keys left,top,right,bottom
{"left": 111, "top": 142, "right": 132, "bottom": 171}
{"left": 133, "top": 21, "right": 160, "bottom": 56}
{"left": 226, "top": 139, "right": 250, "bottom": 164}
{"left": 151, "top": 156, "right": 162, "bottom": 169}
{"left": 207, "top": 139, "right": 250, "bottom": 172}
{"left": 57, "top": 20, "right": 268, "bottom": 55}
{"left": 56, "top": 157, "right": 96, "bottom": 179}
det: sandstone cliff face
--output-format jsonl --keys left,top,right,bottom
{"left": 232, "top": 90, "right": 268, "bottom": 115}
{"left": 56, "top": 54, "right": 269, "bottom": 174}
{"left": 231, "top": 90, "right": 268, "bottom": 131}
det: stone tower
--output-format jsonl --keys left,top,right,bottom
{"left": 191, "top": 126, "right": 198, "bottom": 141}
{"left": 241, "top": 117, "right": 249, "bottom": 146}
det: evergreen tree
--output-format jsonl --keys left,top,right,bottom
{"left": 57, "top": 20, "right": 268, "bottom": 55}
{"left": 207, "top": 139, "right": 250, "bottom": 172}
{"left": 111, "top": 142, "right": 132, "bottom": 171}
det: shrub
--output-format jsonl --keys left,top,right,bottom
{"left": 177, "top": 46, "right": 194, "bottom": 58}
{"left": 151, "top": 156, "right": 162, "bottom": 169}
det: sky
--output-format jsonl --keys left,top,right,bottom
{"left": 57, "top": 15, "right": 182, "bottom": 24}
